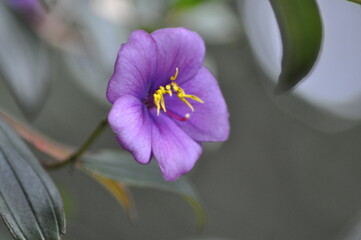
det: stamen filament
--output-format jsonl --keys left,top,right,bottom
{"left": 153, "top": 67, "right": 204, "bottom": 117}
{"left": 178, "top": 94, "right": 195, "bottom": 112}
{"left": 166, "top": 111, "right": 190, "bottom": 122}
{"left": 183, "top": 94, "right": 204, "bottom": 103}
{"left": 154, "top": 93, "right": 161, "bottom": 115}
{"left": 160, "top": 93, "right": 166, "bottom": 112}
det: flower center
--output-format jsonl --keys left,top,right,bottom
{"left": 153, "top": 68, "right": 204, "bottom": 119}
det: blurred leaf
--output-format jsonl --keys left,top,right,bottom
{"left": 0, "top": 228, "right": 12, "bottom": 240}
{"left": 63, "top": 2, "right": 130, "bottom": 106}
{"left": 0, "top": 4, "right": 50, "bottom": 119}
{"left": 0, "top": 110, "right": 72, "bottom": 161}
{"left": 64, "top": 54, "right": 109, "bottom": 106}
{"left": 57, "top": 186, "right": 75, "bottom": 223}
{"left": 0, "top": 119, "right": 65, "bottom": 240}
{"left": 270, "top": 0, "right": 323, "bottom": 94}
{"left": 88, "top": 172, "right": 137, "bottom": 222}
{"left": 347, "top": 0, "right": 361, "bottom": 5}
{"left": 81, "top": 150, "right": 206, "bottom": 229}
{"left": 172, "top": 0, "right": 207, "bottom": 9}
{"left": 39, "top": 0, "right": 57, "bottom": 10}
{"left": 170, "top": 1, "right": 241, "bottom": 45}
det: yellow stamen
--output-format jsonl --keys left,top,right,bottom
{"left": 153, "top": 93, "right": 161, "bottom": 115}
{"left": 170, "top": 67, "right": 179, "bottom": 81}
{"left": 166, "top": 84, "right": 172, "bottom": 96}
{"left": 153, "top": 67, "right": 203, "bottom": 116}
{"left": 183, "top": 94, "right": 204, "bottom": 103}
{"left": 159, "top": 91, "right": 166, "bottom": 112}
{"left": 178, "top": 93, "right": 194, "bottom": 112}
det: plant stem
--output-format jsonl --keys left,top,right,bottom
{"left": 45, "top": 118, "right": 109, "bottom": 169}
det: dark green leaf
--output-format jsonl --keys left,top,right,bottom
{"left": 81, "top": 150, "right": 206, "bottom": 229}
{"left": 347, "top": 0, "right": 361, "bottom": 5}
{"left": 0, "top": 119, "right": 65, "bottom": 240}
{"left": 270, "top": 0, "right": 323, "bottom": 94}
{"left": 0, "top": 4, "right": 50, "bottom": 119}
{"left": 0, "top": 223, "right": 12, "bottom": 240}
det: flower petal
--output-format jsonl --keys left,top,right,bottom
{"left": 151, "top": 112, "right": 202, "bottom": 181}
{"left": 108, "top": 96, "right": 152, "bottom": 164}
{"left": 106, "top": 30, "right": 157, "bottom": 103}
{"left": 166, "top": 67, "right": 230, "bottom": 142}
{"left": 150, "top": 28, "right": 205, "bottom": 91}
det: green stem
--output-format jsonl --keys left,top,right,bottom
{"left": 45, "top": 118, "right": 109, "bottom": 169}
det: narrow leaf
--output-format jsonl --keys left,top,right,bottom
{"left": 347, "top": 0, "right": 361, "bottom": 5}
{"left": 87, "top": 172, "right": 137, "bottom": 222}
{"left": 0, "top": 110, "right": 72, "bottom": 161}
{"left": 0, "top": 4, "right": 50, "bottom": 119}
{"left": 0, "top": 119, "right": 65, "bottom": 240}
{"left": 270, "top": 0, "right": 323, "bottom": 93}
{"left": 81, "top": 150, "right": 206, "bottom": 229}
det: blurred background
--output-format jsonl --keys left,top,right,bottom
{"left": 1, "top": 0, "right": 361, "bottom": 239}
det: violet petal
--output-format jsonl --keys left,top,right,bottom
{"left": 166, "top": 67, "right": 230, "bottom": 142}
{"left": 106, "top": 30, "right": 157, "bottom": 103}
{"left": 151, "top": 111, "right": 202, "bottom": 181}
{"left": 108, "top": 96, "right": 152, "bottom": 164}
{"left": 150, "top": 28, "right": 205, "bottom": 91}
{"left": 7, "top": 0, "right": 43, "bottom": 19}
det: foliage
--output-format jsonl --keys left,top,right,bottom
{"left": 0, "top": 0, "right": 333, "bottom": 239}
{"left": 270, "top": 0, "right": 323, "bottom": 94}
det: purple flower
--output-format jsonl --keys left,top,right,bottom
{"left": 7, "top": 0, "right": 44, "bottom": 21}
{"left": 107, "top": 28, "right": 229, "bottom": 181}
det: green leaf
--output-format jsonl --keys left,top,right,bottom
{"left": 87, "top": 172, "right": 138, "bottom": 222}
{"left": 0, "top": 4, "right": 50, "bottom": 119}
{"left": 0, "top": 119, "right": 65, "bottom": 240}
{"left": 172, "top": 0, "right": 207, "bottom": 9}
{"left": 270, "top": 0, "right": 323, "bottom": 94}
{"left": 81, "top": 150, "right": 206, "bottom": 229}
{"left": 347, "top": 0, "right": 361, "bottom": 5}
{"left": 0, "top": 223, "right": 12, "bottom": 240}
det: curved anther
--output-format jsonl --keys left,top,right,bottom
{"left": 170, "top": 67, "right": 179, "bottom": 81}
